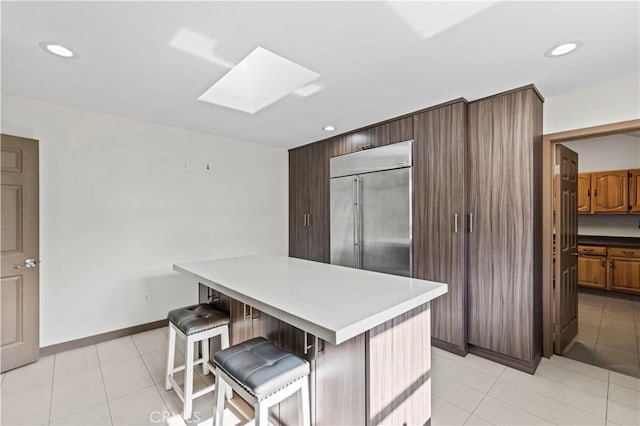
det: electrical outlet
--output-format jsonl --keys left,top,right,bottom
{"left": 183, "top": 161, "right": 190, "bottom": 169}
{"left": 144, "top": 293, "right": 152, "bottom": 304}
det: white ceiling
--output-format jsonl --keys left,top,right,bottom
{"left": 2, "top": 1, "right": 638, "bottom": 149}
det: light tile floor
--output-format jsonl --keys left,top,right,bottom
{"left": 562, "top": 289, "right": 640, "bottom": 378}
{"left": 2, "top": 326, "right": 639, "bottom": 426}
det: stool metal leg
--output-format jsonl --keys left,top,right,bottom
{"left": 255, "top": 402, "right": 269, "bottom": 426}
{"left": 299, "top": 375, "right": 310, "bottom": 426}
{"left": 201, "top": 339, "right": 210, "bottom": 376}
{"left": 212, "top": 367, "right": 226, "bottom": 426}
{"left": 165, "top": 325, "right": 176, "bottom": 391}
{"left": 184, "top": 335, "right": 194, "bottom": 419}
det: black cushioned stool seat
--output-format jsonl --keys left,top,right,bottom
{"left": 168, "top": 303, "right": 229, "bottom": 335}
{"left": 166, "top": 303, "right": 231, "bottom": 420}
{"left": 213, "top": 336, "right": 310, "bottom": 399}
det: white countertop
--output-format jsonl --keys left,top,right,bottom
{"left": 173, "top": 255, "right": 447, "bottom": 345}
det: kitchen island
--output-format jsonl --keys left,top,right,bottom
{"left": 174, "top": 255, "right": 447, "bottom": 425}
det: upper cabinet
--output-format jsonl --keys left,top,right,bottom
{"left": 630, "top": 169, "right": 640, "bottom": 213}
{"left": 591, "top": 170, "right": 628, "bottom": 213}
{"left": 331, "top": 117, "right": 413, "bottom": 157}
{"left": 577, "top": 173, "right": 591, "bottom": 212}
{"left": 578, "top": 169, "right": 638, "bottom": 214}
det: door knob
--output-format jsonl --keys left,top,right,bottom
{"left": 13, "top": 259, "right": 39, "bottom": 269}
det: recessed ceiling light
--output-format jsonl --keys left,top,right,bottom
{"left": 323, "top": 126, "right": 336, "bottom": 131}
{"left": 544, "top": 41, "right": 582, "bottom": 58}
{"left": 39, "top": 41, "right": 76, "bottom": 58}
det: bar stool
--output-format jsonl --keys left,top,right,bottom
{"left": 165, "top": 303, "right": 230, "bottom": 420}
{"left": 212, "top": 336, "right": 311, "bottom": 426}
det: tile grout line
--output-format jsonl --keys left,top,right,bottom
{"left": 47, "top": 354, "right": 57, "bottom": 425}
{"left": 95, "top": 344, "right": 115, "bottom": 426}
{"left": 466, "top": 364, "right": 506, "bottom": 422}
{"left": 605, "top": 370, "right": 610, "bottom": 423}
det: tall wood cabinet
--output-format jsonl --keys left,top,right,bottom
{"left": 413, "top": 101, "right": 467, "bottom": 354}
{"left": 288, "top": 142, "right": 330, "bottom": 262}
{"left": 467, "top": 87, "right": 543, "bottom": 371}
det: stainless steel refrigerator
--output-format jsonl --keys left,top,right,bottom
{"left": 330, "top": 140, "right": 412, "bottom": 277}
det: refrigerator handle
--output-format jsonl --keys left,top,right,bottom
{"left": 454, "top": 213, "right": 459, "bottom": 234}
{"left": 353, "top": 177, "right": 360, "bottom": 268}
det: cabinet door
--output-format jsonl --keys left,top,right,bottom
{"left": 413, "top": 102, "right": 467, "bottom": 352}
{"left": 608, "top": 257, "right": 640, "bottom": 294}
{"left": 249, "top": 307, "right": 280, "bottom": 342}
{"left": 577, "top": 173, "right": 591, "bottom": 212}
{"left": 591, "top": 170, "right": 628, "bottom": 213}
{"left": 577, "top": 256, "right": 607, "bottom": 289}
{"left": 331, "top": 117, "right": 413, "bottom": 156}
{"left": 307, "top": 142, "right": 330, "bottom": 263}
{"left": 630, "top": 169, "right": 640, "bottom": 213}
{"left": 467, "top": 88, "right": 541, "bottom": 362}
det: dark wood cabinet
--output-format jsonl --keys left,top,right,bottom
{"left": 288, "top": 142, "right": 330, "bottom": 262}
{"left": 467, "top": 87, "right": 543, "bottom": 369}
{"left": 331, "top": 117, "right": 413, "bottom": 157}
{"left": 413, "top": 100, "right": 467, "bottom": 354}
{"left": 591, "top": 170, "right": 628, "bottom": 213}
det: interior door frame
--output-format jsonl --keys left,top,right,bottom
{"left": 542, "top": 119, "right": 640, "bottom": 358}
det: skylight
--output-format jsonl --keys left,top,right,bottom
{"left": 198, "top": 46, "right": 320, "bottom": 114}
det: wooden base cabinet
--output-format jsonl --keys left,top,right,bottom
{"left": 607, "top": 248, "right": 640, "bottom": 295}
{"left": 467, "top": 86, "right": 543, "bottom": 370}
{"left": 577, "top": 246, "right": 640, "bottom": 295}
{"left": 577, "top": 256, "right": 607, "bottom": 289}
{"left": 200, "top": 288, "right": 432, "bottom": 425}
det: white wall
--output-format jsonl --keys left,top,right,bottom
{"left": 562, "top": 134, "right": 640, "bottom": 172}
{"left": 562, "top": 134, "right": 640, "bottom": 238}
{"left": 544, "top": 75, "right": 640, "bottom": 134}
{"left": 1, "top": 95, "right": 288, "bottom": 347}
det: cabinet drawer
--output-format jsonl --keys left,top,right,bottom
{"left": 578, "top": 245, "right": 606, "bottom": 256}
{"left": 608, "top": 247, "right": 640, "bottom": 258}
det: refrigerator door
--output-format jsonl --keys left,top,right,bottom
{"left": 330, "top": 175, "right": 357, "bottom": 268}
{"left": 360, "top": 167, "right": 412, "bottom": 277}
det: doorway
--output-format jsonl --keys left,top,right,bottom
{"left": 542, "top": 119, "right": 640, "bottom": 378}
{"left": 1, "top": 134, "right": 40, "bottom": 372}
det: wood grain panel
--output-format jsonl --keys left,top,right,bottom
{"left": 368, "top": 303, "right": 431, "bottom": 425}
{"left": 315, "top": 336, "right": 366, "bottom": 426}
{"left": 467, "top": 88, "right": 542, "bottom": 363}
{"left": 591, "top": 170, "right": 628, "bottom": 213}
{"left": 608, "top": 256, "right": 640, "bottom": 294}
{"left": 331, "top": 117, "right": 413, "bottom": 157}
{"left": 413, "top": 101, "right": 467, "bottom": 352}
{"left": 577, "top": 173, "right": 591, "bottom": 212}
{"left": 289, "top": 149, "right": 309, "bottom": 259}
{"left": 630, "top": 169, "right": 640, "bottom": 212}
{"left": 307, "top": 141, "right": 331, "bottom": 263}
{"left": 577, "top": 256, "right": 607, "bottom": 289}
